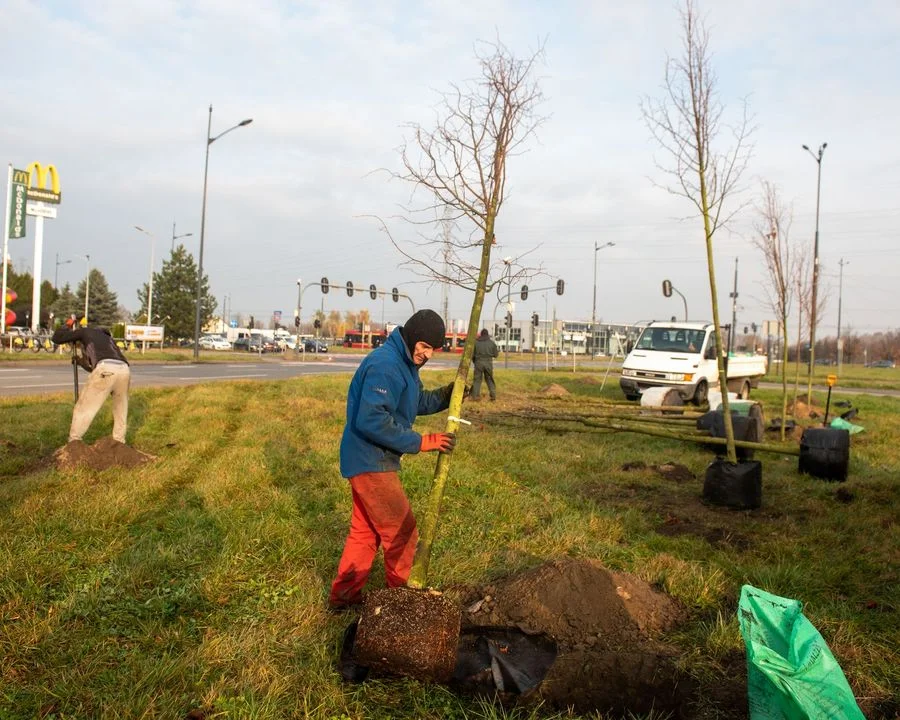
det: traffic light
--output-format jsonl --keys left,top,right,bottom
{"left": 346, "top": 281, "right": 354, "bottom": 297}
{"left": 314, "top": 318, "right": 321, "bottom": 329}
{"left": 294, "top": 315, "right": 300, "bottom": 328}
{"left": 520, "top": 285, "right": 529, "bottom": 301}
{"left": 662, "top": 279, "right": 672, "bottom": 298}
{"left": 392, "top": 287, "right": 399, "bottom": 303}
{"left": 556, "top": 279, "right": 565, "bottom": 296}
{"left": 532, "top": 312, "right": 539, "bottom": 327}
{"left": 505, "top": 311, "right": 513, "bottom": 328}
{"left": 321, "top": 277, "right": 329, "bottom": 293}
{"left": 369, "top": 284, "right": 377, "bottom": 300}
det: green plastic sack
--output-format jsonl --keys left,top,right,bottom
{"left": 738, "top": 585, "right": 865, "bottom": 719}
{"left": 830, "top": 417, "right": 864, "bottom": 435}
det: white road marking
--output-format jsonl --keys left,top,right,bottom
{"left": 8, "top": 383, "right": 74, "bottom": 389}
{"left": 176, "top": 373, "right": 268, "bottom": 380}
{"left": 0, "top": 368, "right": 28, "bottom": 372}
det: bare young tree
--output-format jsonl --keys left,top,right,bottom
{"left": 792, "top": 250, "right": 830, "bottom": 403}
{"left": 641, "top": 0, "right": 753, "bottom": 464}
{"left": 376, "top": 39, "right": 546, "bottom": 588}
{"left": 752, "top": 181, "right": 796, "bottom": 440}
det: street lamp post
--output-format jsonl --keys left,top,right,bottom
{"left": 75, "top": 254, "right": 90, "bottom": 322}
{"left": 54, "top": 253, "right": 72, "bottom": 288}
{"left": 802, "top": 141, "right": 827, "bottom": 399}
{"left": 171, "top": 222, "right": 193, "bottom": 253}
{"left": 193, "top": 105, "right": 253, "bottom": 360}
{"left": 134, "top": 226, "right": 155, "bottom": 354}
{"left": 592, "top": 241, "right": 615, "bottom": 355}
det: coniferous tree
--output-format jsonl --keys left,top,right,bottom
{"left": 77, "top": 269, "right": 121, "bottom": 327}
{"left": 49, "top": 283, "right": 80, "bottom": 326}
{"left": 137, "top": 245, "right": 216, "bottom": 340}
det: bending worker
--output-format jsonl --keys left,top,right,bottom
{"left": 329, "top": 309, "right": 457, "bottom": 611}
{"left": 51, "top": 318, "right": 131, "bottom": 445}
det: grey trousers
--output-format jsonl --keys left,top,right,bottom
{"left": 70, "top": 361, "right": 131, "bottom": 443}
{"left": 472, "top": 362, "right": 496, "bottom": 399}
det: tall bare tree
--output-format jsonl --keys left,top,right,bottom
{"left": 641, "top": 0, "right": 753, "bottom": 464}
{"left": 376, "top": 39, "right": 545, "bottom": 588}
{"left": 752, "top": 181, "right": 796, "bottom": 440}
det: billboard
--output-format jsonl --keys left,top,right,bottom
{"left": 125, "top": 324, "right": 165, "bottom": 342}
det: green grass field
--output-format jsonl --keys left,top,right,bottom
{"left": 1, "top": 371, "right": 897, "bottom": 719}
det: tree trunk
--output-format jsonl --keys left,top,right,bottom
{"left": 407, "top": 225, "right": 494, "bottom": 589}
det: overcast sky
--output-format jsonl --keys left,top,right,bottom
{"left": 2, "top": 0, "right": 898, "bottom": 334}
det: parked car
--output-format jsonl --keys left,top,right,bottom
{"left": 303, "top": 338, "right": 329, "bottom": 353}
{"left": 234, "top": 337, "right": 265, "bottom": 353}
{"left": 199, "top": 335, "right": 231, "bottom": 350}
{"left": 868, "top": 359, "right": 896, "bottom": 368}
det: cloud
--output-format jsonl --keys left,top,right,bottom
{"left": 2, "top": 0, "right": 898, "bottom": 331}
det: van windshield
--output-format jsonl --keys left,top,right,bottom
{"left": 635, "top": 327, "right": 706, "bottom": 353}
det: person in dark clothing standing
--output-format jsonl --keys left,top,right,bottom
{"left": 51, "top": 318, "right": 131, "bottom": 444}
{"left": 471, "top": 328, "right": 499, "bottom": 401}
{"left": 329, "top": 309, "right": 457, "bottom": 610}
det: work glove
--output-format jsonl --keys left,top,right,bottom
{"left": 420, "top": 432, "right": 456, "bottom": 454}
{"left": 440, "top": 382, "right": 471, "bottom": 401}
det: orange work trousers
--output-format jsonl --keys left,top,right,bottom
{"left": 329, "top": 471, "right": 418, "bottom": 608}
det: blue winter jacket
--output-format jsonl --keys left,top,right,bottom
{"left": 339, "top": 327, "right": 451, "bottom": 478}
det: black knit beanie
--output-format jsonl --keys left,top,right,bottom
{"left": 401, "top": 309, "right": 445, "bottom": 356}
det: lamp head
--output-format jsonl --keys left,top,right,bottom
{"left": 134, "top": 225, "right": 145, "bottom": 232}
{"left": 239, "top": 118, "right": 253, "bottom": 127}
{"left": 802, "top": 144, "right": 810, "bottom": 151}
{"left": 822, "top": 142, "right": 828, "bottom": 150}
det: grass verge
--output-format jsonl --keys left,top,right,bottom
{"left": 0, "top": 371, "right": 897, "bottom": 718}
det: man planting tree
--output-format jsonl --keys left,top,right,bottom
{"left": 329, "top": 309, "right": 458, "bottom": 611}
{"left": 51, "top": 316, "right": 131, "bottom": 446}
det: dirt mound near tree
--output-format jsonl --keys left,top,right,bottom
{"left": 460, "top": 557, "right": 696, "bottom": 716}
{"left": 538, "top": 383, "right": 569, "bottom": 397}
{"left": 55, "top": 437, "right": 155, "bottom": 471}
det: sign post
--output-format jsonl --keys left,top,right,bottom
{"left": 24, "top": 163, "right": 62, "bottom": 333}
{"left": 2, "top": 166, "right": 29, "bottom": 334}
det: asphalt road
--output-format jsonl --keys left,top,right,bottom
{"left": 0, "top": 355, "right": 464, "bottom": 398}
{"left": 2, "top": 356, "right": 897, "bottom": 400}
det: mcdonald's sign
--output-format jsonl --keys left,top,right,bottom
{"left": 8, "top": 168, "right": 29, "bottom": 239}
{"left": 25, "top": 162, "right": 61, "bottom": 204}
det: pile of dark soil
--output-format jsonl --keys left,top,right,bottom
{"left": 55, "top": 437, "right": 155, "bottom": 471}
{"left": 538, "top": 383, "right": 569, "bottom": 397}
{"left": 459, "top": 557, "right": 696, "bottom": 717}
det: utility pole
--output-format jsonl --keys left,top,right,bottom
{"left": 837, "top": 258, "right": 848, "bottom": 370}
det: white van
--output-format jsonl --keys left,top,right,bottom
{"left": 619, "top": 321, "right": 767, "bottom": 404}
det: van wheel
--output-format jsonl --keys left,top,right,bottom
{"left": 625, "top": 393, "right": 640, "bottom": 402}
{"left": 693, "top": 380, "right": 709, "bottom": 406}
{"left": 739, "top": 380, "right": 751, "bottom": 400}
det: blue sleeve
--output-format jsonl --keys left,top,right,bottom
{"left": 354, "top": 366, "right": 422, "bottom": 454}
{"left": 417, "top": 379, "right": 451, "bottom": 415}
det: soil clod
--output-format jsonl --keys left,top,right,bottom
{"left": 353, "top": 586, "right": 460, "bottom": 682}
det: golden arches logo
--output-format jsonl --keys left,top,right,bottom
{"left": 26, "top": 162, "right": 61, "bottom": 203}
{"left": 13, "top": 169, "right": 30, "bottom": 185}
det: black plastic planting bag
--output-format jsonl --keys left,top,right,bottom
{"left": 799, "top": 428, "right": 850, "bottom": 482}
{"left": 703, "top": 458, "right": 761, "bottom": 509}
